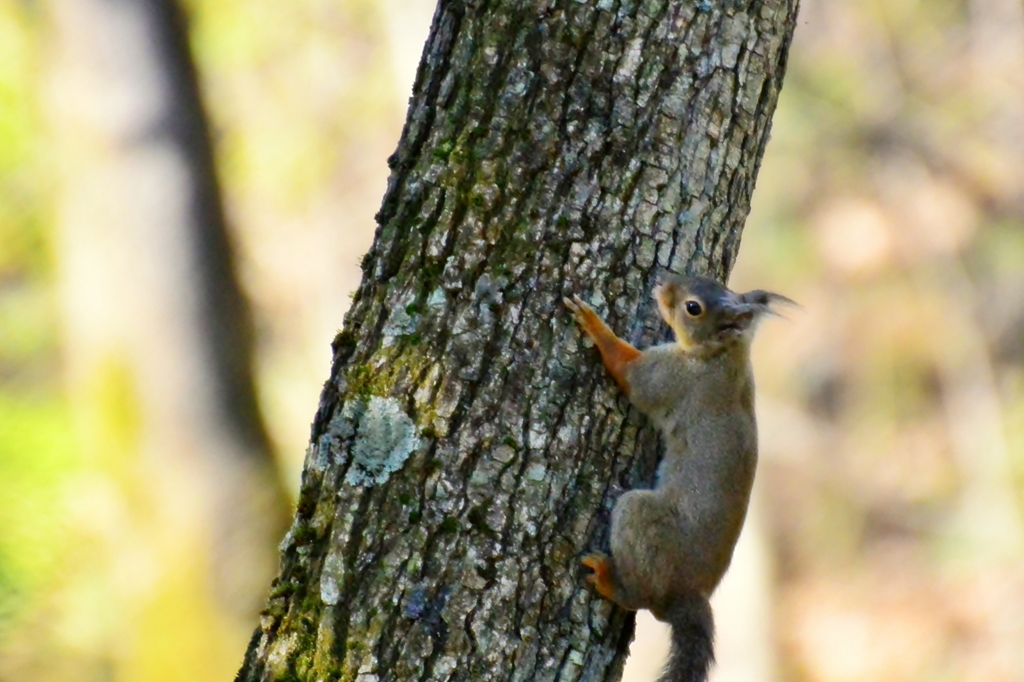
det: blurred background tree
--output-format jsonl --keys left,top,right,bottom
{"left": 38, "top": 0, "right": 291, "bottom": 680}
{"left": 1, "top": 0, "right": 1022, "bottom": 681}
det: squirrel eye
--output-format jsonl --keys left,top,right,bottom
{"left": 684, "top": 300, "right": 703, "bottom": 317}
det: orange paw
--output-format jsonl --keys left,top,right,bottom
{"left": 581, "top": 552, "right": 617, "bottom": 601}
{"left": 564, "top": 296, "right": 599, "bottom": 333}
{"left": 563, "top": 295, "right": 639, "bottom": 395}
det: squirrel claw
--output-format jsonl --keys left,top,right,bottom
{"left": 564, "top": 295, "right": 596, "bottom": 325}
{"left": 581, "top": 552, "right": 609, "bottom": 571}
{"left": 581, "top": 552, "right": 617, "bottom": 600}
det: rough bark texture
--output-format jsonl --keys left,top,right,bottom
{"left": 238, "top": 0, "right": 798, "bottom": 680}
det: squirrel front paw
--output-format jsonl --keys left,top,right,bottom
{"left": 563, "top": 295, "right": 597, "bottom": 328}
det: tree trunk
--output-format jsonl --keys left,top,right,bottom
{"left": 238, "top": 1, "right": 798, "bottom": 680}
{"left": 47, "top": 0, "right": 290, "bottom": 676}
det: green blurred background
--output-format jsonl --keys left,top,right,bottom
{"left": 1, "top": 0, "right": 1022, "bottom": 681}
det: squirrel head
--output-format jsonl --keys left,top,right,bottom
{"left": 654, "top": 275, "right": 794, "bottom": 352}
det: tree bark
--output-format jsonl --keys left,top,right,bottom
{"left": 238, "top": 1, "right": 798, "bottom": 680}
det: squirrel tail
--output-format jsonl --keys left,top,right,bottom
{"left": 657, "top": 593, "right": 715, "bottom": 682}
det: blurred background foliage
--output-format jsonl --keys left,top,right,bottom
{"left": 0, "top": 0, "right": 1022, "bottom": 681}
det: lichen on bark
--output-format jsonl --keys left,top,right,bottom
{"left": 237, "top": 0, "right": 799, "bottom": 680}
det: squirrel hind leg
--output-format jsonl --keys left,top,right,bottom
{"left": 607, "top": 490, "right": 699, "bottom": 606}
{"left": 581, "top": 552, "right": 640, "bottom": 610}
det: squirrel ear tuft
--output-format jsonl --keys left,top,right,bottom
{"left": 741, "top": 290, "right": 797, "bottom": 313}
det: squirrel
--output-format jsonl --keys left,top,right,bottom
{"left": 565, "top": 274, "right": 792, "bottom": 682}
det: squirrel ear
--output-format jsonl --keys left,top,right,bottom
{"left": 740, "top": 290, "right": 797, "bottom": 313}
{"left": 655, "top": 281, "right": 680, "bottom": 310}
